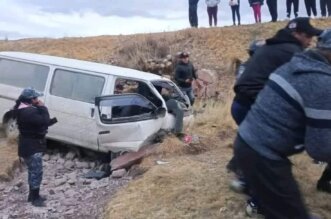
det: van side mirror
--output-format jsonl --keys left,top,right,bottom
{"left": 155, "top": 107, "right": 166, "bottom": 118}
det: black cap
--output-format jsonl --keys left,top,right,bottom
{"left": 286, "top": 17, "right": 323, "bottom": 36}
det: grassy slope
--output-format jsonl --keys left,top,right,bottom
{"left": 0, "top": 19, "right": 330, "bottom": 218}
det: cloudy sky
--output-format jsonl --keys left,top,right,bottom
{"left": 0, "top": 0, "right": 311, "bottom": 39}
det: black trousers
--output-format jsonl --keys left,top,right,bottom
{"left": 231, "top": 5, "right": 241, "bottom": 25}
{"left": 304, "top": 0, "right": 317, "bottom": 16}
{"left": 319, "top": 163, "right": 331, "bottom": 182}
{"left": 320, "top": 0, "right": 331, "bottom": 16}
{"left": 207, "top": 6, "right": 218, "bottom": 26}
{"left": 286, "top": 0, "right": 299, "bottom": 17}
{"left": 234, "top": 136, "right": 310, "bottom": 219}
{"left": 189, "top": 4, "right": 198, "bottom": 27}
{"left": 266, "top": 0, "right": 278, "bottom": 22}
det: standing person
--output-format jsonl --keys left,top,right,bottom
{"left": 229, "top": 0, "right": 241, "bottom": 26}
{"left": 286, "top": 0, "right": 299, "bottom": 19}
{"left": 205, "top": 0, "right": 220, "bottom": 27}
{"left": 234, "top": 29, "right": 331, "bottom": 219}
{"left": 14, "top": 87, "right": 57, "bottom": 207}
{"left": 175, "top": 52, "right": 197, "bottom": 106}
{"left": 229, "top": 17, "right": 322, "bottom": 216}
{"left": 320, "top": 0, "right": 331, "bottom": 17}
{"left": 317, "top": 163, "right": 331, "bottom": 193}
{"left": 189, "top": 0, "right": 200, "bottom": 27}
{"left": 266, "top": 0, "right": 278, "bottom": 22}
{"left": 249, "top": 0, "right": 264, "bottom": 23}
{"left": 304, "top": 0, "right": 318, "bottom": 17}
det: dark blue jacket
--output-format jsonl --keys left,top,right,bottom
{"left": 239, "top": 50, "right": 331, "bottom": 162}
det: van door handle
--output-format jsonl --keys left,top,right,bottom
{"left": 91, "top": 108, "right": 95, "bottom": 117}
{"left": 99, "top": 131, "right": 110, "bottom": 135}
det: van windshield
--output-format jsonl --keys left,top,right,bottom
{"left": 152, "top": 80, "right": 187, "bottom": 105}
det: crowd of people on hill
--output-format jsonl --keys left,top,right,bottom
{"left": 189, "top": 0, "right": 331, "bottom": 27}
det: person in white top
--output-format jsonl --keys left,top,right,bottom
{"left": 229, "top": 0, "right": 241, "bottom": 25}
{"left": 205, "top": 0, "right": 221, "bottom": 26}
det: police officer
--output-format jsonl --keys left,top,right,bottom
{"left": 14, "top": 87, "right": 57, "bottom": 207}
{"left": 175, "top": 51, "right": 198, "bottom": 106}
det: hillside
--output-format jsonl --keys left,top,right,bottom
{"left": 0, "top": 19, "right": 331, "bottom": 219}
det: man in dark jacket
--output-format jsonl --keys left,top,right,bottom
{"left": 189, "top": 0, "right": 200, "bottom": 27}
{"left": 175, "top": 51, "right": 197, "bottom": 105}
{"left": 234, "top": 29, "right": 331, "bottom": 219}
{"left": 266, "top": 0, "right": 278, "bottom": 22}
{"left": 229, "top": 17, "right": 322, "bottom": 216}
{"left": 14, "top": 87, "right": 57, "bottom": 207}
{"left": 232, "top": 17, "right": 322, "bottom": 125}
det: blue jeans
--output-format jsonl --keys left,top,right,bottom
{"left": 231, "top": 100, "right": 251, "bottom": 125}
{"left": 180, "top": 87, "right": 195, "bottom": 106}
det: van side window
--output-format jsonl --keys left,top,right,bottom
{"left": 50, "top": 69, "right": 105, "bottom": 103}
{"left": 0, "top": 59, "right": 49, "bottom": 90}
{"left": 114, "top": 78, "right": 162, "bottom": 107}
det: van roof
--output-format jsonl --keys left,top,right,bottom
{"left": 0, "top": 51, "right": 167, "bottom": 81}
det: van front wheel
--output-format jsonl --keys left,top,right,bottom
{"left": 4, "top": 118, "right": 19, "bottom": 141}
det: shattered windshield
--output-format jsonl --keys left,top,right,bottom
{"left": 152, "top": 80, "right": 187, "bottom": 104}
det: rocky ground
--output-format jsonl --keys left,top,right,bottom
{"left": 0, "top": 140, "right": 131, "bottom": 219}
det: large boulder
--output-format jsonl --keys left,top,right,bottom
{"left": 192, "top": 69, "right": 219, "bottom": 99}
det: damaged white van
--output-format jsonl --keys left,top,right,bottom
{"left": 0, "top": 52, "right": 193, "bottom": 153}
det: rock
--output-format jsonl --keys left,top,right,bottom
{"left": 67, "top": 179, "right": 75, "bottom": 185}
{"left": 76, "top": 161, "right": 89, "bottom": 169}
{"left": 111, "top": 169, "right": 127, "bottom": 178}
{"left": 57, "top": 158, "right": 65, "bottom": 164}
{"left": 54, "top": 178, "right": 67, "bottom": 187}
{"left": 89, "top": 162, "right": 96, "bottom": 169}
{"left": 64, "top": 161, "right": 75, "bottom": 169}
{"left": 49, "top": 189, "right": 55, "bottom": 195}
{"left": 65, "top": 209, "right": 75, "bottom": 215}
{"left": 15, "top": 180, "right": 23, "bottom": 188}
{"left": 2, "top": 215, "right": 9, "bottom": 219}
{"left": 64, "top": 189, "right": 76, "bottom": 197}
{"left": 192, "top": 69, "right": 218, "bottom": 99}
{"left": 43, "top": 154, "right": 50, "bottom": 161}
{"left": 65, "top": 151, "right": 76, "bottom": 160}
{"left": 83, "top": 179, "right": 92, "bottom": 185}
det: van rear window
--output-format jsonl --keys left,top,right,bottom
{"left": 0, "top": 59, "right": 49, "bottom": 91}
{"left": 50, "top": 69, "right": 105, "bottom": 103}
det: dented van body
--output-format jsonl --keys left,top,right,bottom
{"left": 0, "top": 52, "right": 193, "bottom": 153}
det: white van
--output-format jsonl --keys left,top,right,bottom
{"left": 0, "top": 52, "right": 193, "bottom": 153}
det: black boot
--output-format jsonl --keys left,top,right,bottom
{"left": 31, "top": 188, "right": 46, "bottom": 207}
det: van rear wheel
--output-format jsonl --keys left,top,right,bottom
{"left": 4, "top": 118, "right": 18, "bottom": 141}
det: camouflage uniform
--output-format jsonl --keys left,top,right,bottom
{"left": 24, "top": 153, "right": 43, "bottom": 189}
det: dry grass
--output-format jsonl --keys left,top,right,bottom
{"left": 0, "top": 134, "right": 19, "bottom": 181}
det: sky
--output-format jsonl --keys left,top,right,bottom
{"left": 0, "top": 0, "right": 311, "bottom": 40}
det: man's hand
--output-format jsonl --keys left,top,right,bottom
{"left": 185, "top": 79, "right": 192, "bottom": 83}
{"left": 36, "top": 100, "right": 44, "bottom": 106}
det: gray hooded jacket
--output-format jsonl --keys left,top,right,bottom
{"left": 239, "top": 49, "right": 331, "bottom": 162}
